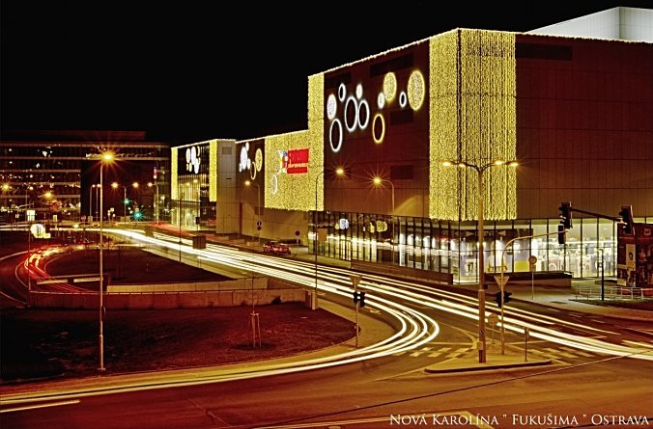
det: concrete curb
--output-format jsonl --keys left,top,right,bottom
{"left": 424, "top": 358, "right": 552, "bottom": 374}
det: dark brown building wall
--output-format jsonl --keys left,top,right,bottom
{"left": 516, "top": 34, "right": 653, "bottom": 220}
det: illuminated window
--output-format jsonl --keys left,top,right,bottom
{"left": 399, "top": 91, "right": 407, "bottom": 109}
{"left": 344, "top": 96, "right": 358, "bottom": 133}
{"left": 355, "top": 83, "right": 363, "bottom": 99}
{"left": 358, "top": 99, "right": 370, "bottom": 130}
{"left": 377, "top": 92, "right": 386, "bottom": 109}
{"left": 383, "top": 72, "right": 397, "bottom": 103}
{"left": 372, "top": 113, "right": 386, "bottom": 144}
{"left": 407, "top": 70, "right": 425, "bottom": 111}
{"left": 326, "top": 94, "right": 337, "bottom": 120}
{"left": 338, "top": 83, "right": 346, "bottom": 102}
{"left": 329, "top": 119, "right": 344, "bottom": 152}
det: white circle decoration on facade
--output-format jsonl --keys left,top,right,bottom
{"left": 186, "top": 145, "right": 201, "bottom": 174}
{"left": 372, "top": 113, "right": 386, "bottom": 144}
{"left": 399, "top": 91, "right": 407, "bottom": 108}
{"left": 407, "top": 70, "right": 425, "bottom": 111}
{"left": 357, "top": 99, "right": 370, "bottom": 130}
{"left": 326, "top": 93, "right": 337, "bottom": 120}
{"left": 329, "top": 119, "right": 344, "bottom": 152}
{"left": 356, "top": 83, "right": 363, "bottom": 100}
{"left": 383, "top": 72, "right": 397, "bottom": 103}
{"left": 377, "top": 92, "right": 385, "bottom": 109}
{"left": 338, "top": 83, "right": 346, "bottom": 102}
{"left": 238, "top": 143, "right": 250, "bottom": 173}
{"left": 344, "top": 96, "right": 359, "bottom": 133}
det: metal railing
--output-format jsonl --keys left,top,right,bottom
{"left": 574, "top": 284, "right": 653, "bottom": 300}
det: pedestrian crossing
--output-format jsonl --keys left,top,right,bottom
{"left": 394, "top": 343, "right": 603, "bottom": 362}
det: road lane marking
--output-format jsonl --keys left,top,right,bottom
{"left": 0, "top": 400, "right": 81, "bottom": 414}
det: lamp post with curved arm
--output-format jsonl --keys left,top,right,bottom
{"left": 443, "top": 159, "right": 518, "bottom": 364}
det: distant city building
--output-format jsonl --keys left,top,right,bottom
{"left": 0, "top": 130, "right": 170, "bottom": 223}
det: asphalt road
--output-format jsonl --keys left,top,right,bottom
{"left": 0, "top": 251, "right": 29, "bottom": 307}
{"left": 2, "top": 353, "right": 651, "bottom": 429}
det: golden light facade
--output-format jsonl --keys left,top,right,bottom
{"left": 308, "top": 73, "right": 326, "bottom": 211}
{"left": 171, "top": 147, "right": 178, "bottom": 200}
{"left": 265, "top": 130, "right": 316, "bottom": 211}
{"left": 429, "top": 30, "right": 517, "bottom": 221}
{"left": 209, "top": 139, "right": 218, "bottom": 202}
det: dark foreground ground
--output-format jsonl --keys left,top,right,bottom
{"left": 1, "top": 231, "right": 353, "bottom": 382}
{"left": 1, "top": 305, "right": 354, "bottom": 381}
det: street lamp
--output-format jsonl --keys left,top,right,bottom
{"left": 443, "top": 159, "right": 517, "bottom": 363}
{"left": 313, "top": 167, "right": 345, "bottom": 310}
{"left": 244, "top": 180, "right": 261, "bottom": 244}
{"left": 372, "top": 176, "right": 395, "bottom": 263}
{"left": 111, "top": 182, "right": 127, "bottom": 219}
{"left": 147, "top": 182, "right": 160, "bottom": 223}
{"left": 98, "top": 151, "right": 115, "bottom": 371}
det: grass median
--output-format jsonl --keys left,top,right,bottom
{"left": 1, "top": 238, "right": 354, "bottom": 381}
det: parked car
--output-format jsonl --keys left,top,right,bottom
{"left": 263, "top": 241, "right": 291, "bottom": 255}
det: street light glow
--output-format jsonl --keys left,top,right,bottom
{"left": 101, "top": 151, "right": 115, "bottom": 162}
{"left": 111, "top": 182, "right": 119, "bottom": 189}
{"left": 132, "top": 182, "right": 139, "bottom": 189}
{"left": 373, "top": 176, "right": 382, "bottom": 186}
{"left": 335, "top": 167, "right": 345, "bottom": 176}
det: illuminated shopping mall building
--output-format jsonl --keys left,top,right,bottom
{"left": 188, "top": 8, "right": 651, "bottom": 282}
{"left": 0, "top": 130, "right": 170, "bottom": 224}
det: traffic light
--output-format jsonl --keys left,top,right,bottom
{"left": 559, "top": 201, "right": 572, "bottom": 229}
{"left": 495, "top": 291, "right": 512, "bottom": 307}
{"left": 557, "top": 222, "right": 566, "bottom": 245}
{"left": 124, "top": 198, "right": 130, "bottom": 204}
{"left": 353, "top": 291, "right": 366, "bottom": 308}
{"left": 503, "top": 291, "right": 512, "bottom": 305}
{"left": 133, "top": 212, "right": 143, "bottom": 220}
{"left": 619, "top": 205, "right": 634, "bottom": 234}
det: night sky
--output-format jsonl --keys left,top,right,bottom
{"left": 2, "top": 1, "right": 651, "bottom": 144}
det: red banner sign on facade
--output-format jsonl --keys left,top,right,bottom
{"left": 283, "top": 148, "right": 309, "bottom": 174}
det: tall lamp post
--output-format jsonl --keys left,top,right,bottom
{"left": 312, "top": 167, "right": 344, "bottom": 310}
{"left": 98, "top": 151, "right": 115, "bottom": 371}
{"left": 147, "top": 182, "right": 160, "bottom": 223}
{"left": 373, "top": 176, "right": 395, "bottom": 263}
{"left": 89, "top": 184, "right": 100, "bottom": 220}
{"left": 443, "top": 159, "right": 517, "bottom": 363}
{"left": 244, "top": 180, "right": 260, "bottom": 244}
